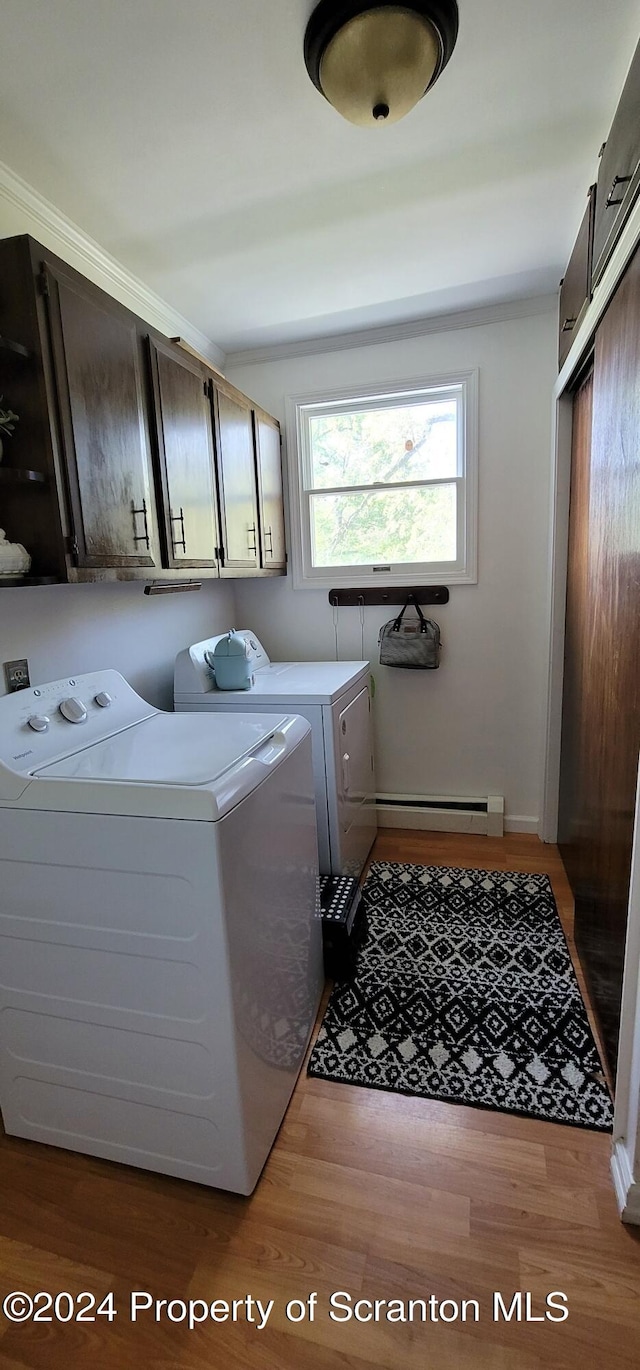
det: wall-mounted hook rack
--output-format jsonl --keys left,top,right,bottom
{"left": 328, "top": 586, "right": 449, "bottom": 608}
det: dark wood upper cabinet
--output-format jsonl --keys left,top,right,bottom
{"left": 0, "top": 234, "right": 285, "bottom": 585}
{"left": 212, "top": 380, "right": 260, "bottom": 572}
{"left": 254, "top": 406, "right": 286, "bottom": 570}
{"left": 148, "top": 339, "right": 219, "bottom": 569}
{"left": 592, "top": 39, "right": 640, "bottom": 285}
{"left": 44, "top": 263, "right": 160, "bottom": 570}
{"left": 558, "top": 186, "right": 595, "bottom": 369}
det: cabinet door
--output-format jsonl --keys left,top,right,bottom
{"left": 148, "top": 340, "right": 219, "bottom": 569}
{"left": 254, "top": 408, "right": 286, "bottom": 569}
{"left": 213, "top": 383, "right": 259, "bottom": 571}
{"left": 558, "top": 186, "right": 595, "bottom": 369}
{"left": 593, "top": 38, "right": 640, "bottom": 284}
{"left": 44, "top": 265, "right": 159, "bottom": 569}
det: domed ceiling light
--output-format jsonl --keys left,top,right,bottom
{"left": 304, "top": 0, "right": 459, "bottom": 128}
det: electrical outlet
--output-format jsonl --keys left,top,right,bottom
{"left": 4, "top": 659, "right": 30, "bottom": 692}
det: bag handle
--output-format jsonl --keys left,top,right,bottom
{"left": 392, "top": 595, "right": 428, "bottom": 633}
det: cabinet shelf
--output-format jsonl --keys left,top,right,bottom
{"left": 0, "top": 466, "right": 47, "bottom": 486}
{"left": 0, "top": 575, "right": 60, "bottom": 587}
{"left": 0, "top": 335, "right": 29, "bottom": 359}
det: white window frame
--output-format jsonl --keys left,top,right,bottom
{"left": 285, "top": 370, "right": 478, "bottom": 591}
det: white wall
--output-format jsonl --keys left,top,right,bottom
{"left": 0, "top": 580, "right": 235, "bottom": 709}
{"left": 230, "top": 308, "right": 557, "bottom": 829}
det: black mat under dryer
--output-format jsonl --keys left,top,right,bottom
{"left": 308, "top": 863, "right": 613, "bottom": 1132}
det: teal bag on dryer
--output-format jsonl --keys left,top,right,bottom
{"left": 204, "top": 630, "right": 254, "bottom": 690}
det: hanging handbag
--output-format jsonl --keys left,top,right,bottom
{"left": 378, "top": 599, "right": 441, "bottom": 669}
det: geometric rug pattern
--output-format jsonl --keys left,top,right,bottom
{"left": 307, "top": 863, "right": 613, "bottom": 1131}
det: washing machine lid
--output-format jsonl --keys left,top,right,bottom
{"left": 22, "top": 711, "right": 305, "bottom": 821}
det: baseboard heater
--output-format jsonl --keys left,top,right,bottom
{"left": 376, "top": 792, "right": 504, "bottom": 837}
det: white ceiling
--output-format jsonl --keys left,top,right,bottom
{"left": 1, "top": 0, "right": 639, "bottom": 357}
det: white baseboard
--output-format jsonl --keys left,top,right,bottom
{"left": 504, "top": 816, "right": 540, "bottom": 834}
{"left": 376, "top": 794, "right": 505, "bottom": 837}
{"left": 377, "top": 806, "right": 491, "bottom": 834}
{"left": 611, "top": 1141, "right": 640, "bottom": 1225}
{"left": 376, "top": 807, "right": 538, "bottom": 836}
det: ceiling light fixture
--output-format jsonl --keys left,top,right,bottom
{"left": 304, "top": 0, "right": 459, "bottom": 128}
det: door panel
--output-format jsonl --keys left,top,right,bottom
{"left": 45, "top": 266, "right": 159, "bottom": 569}
{"left": 559, "top": 245, "right": 640, "bottom": 1077}
{"left": 149, "top": 341, "right": 219, "bottom": 568}
{"left": 254, "top": 409, "right": 286, "bottom": 569}
{"left": 214, "top": 385, "right": 259, "bottom": 571}
{"left": 558, "top": 370, "right": 593, "bottom": 884}
{"left": 558, "top": 188, "right": 595, "bottom": 369}
{"left": 331, "top": 684, "right": 377, "bottom": 877}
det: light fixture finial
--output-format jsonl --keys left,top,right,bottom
{"left": 304, "top": 0, "right": 459, "bottom": 128}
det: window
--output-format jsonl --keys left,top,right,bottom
{"left": 287, "top": 372, "right": 478, "bottom": 589}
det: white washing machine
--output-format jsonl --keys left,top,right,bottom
{"left": 0, "top": 670, "right": 323, "bottom": 1195}
{"left": 175, "top": 632, "right": 377, "bottom": 877}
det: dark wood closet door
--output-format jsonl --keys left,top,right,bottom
{"left": 559, "top": 246, "right": 640, "bottom": 1077}
{"left": 45, "top": 265, "right": 159, "bottom": 569}
{"left": 558, "top": 368, "right": 593, "bottom": 890}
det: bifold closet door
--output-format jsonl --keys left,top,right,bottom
{"left": 559, "top": 246, "right": 640, "bottom": 1077}
{"left": 558, "top": 369, "right": 593, "bottom": 903}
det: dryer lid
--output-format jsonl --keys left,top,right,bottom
{"left": 193, "top": 659, "right": 371, "bottom": 705}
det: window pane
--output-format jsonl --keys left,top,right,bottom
{"left": 308, "top": 397, "right": 458, "bottom": 490}
{"left": 310, "top": 484, "right": 457, "bottom": 567}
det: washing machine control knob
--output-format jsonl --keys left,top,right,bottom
{"left": 59, "top": 697, "right": 88, "bottom": 724}
{"left": 28, "top": 714, "right": 50, "bottom": 733}
{"left": 94, "top": 692, "right": 112, "bottom": 708}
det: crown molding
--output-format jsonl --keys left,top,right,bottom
{"left": 0, "top": 159, "right": 226, "bottom": 372}
{"left": 225, "top": 293, "right": 557, "bottom": 369}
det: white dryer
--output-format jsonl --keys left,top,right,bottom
{"left": 175, "top": 632, "right": 377, "bottom": 878}
{"left": 0, "top": 670, "right": 323, "bottom": 1195}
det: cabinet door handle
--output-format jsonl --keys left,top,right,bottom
{"left": 131, "top": 498, "right": 150, "bottom": 549}
{"left": 170, "top": 506, "right": 187, "bottom": 554}
{"left": 606, "top": 174, "right": 632, "bottom": 207}
{"left": 561, "top": 317, "right": 577, "bottom": 333}
{"left": 248, "top": 523, "right": 257, "bottom": 555}
{"left": 265, "top": 525, "right": 273, "bottom": 556}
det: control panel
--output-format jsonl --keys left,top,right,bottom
{"left": 0, "top": 671, "right": 157, "bottom": 777}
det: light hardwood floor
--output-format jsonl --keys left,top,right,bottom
{"left": 0, "top": 832, "right": 638, "bottom": 1369}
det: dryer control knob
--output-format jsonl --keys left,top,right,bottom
{"left": 59, "top": 697, "right": 88, "bottom": 724}
{"left": 94, "top": 692, "right": 112, "bottom": 708}
{"left": 28, "top": 714, "right": 50, "bottom": 732}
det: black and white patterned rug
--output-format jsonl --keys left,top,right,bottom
{"left": 307, "top": 863, "right": 613, "bottom": 1131}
